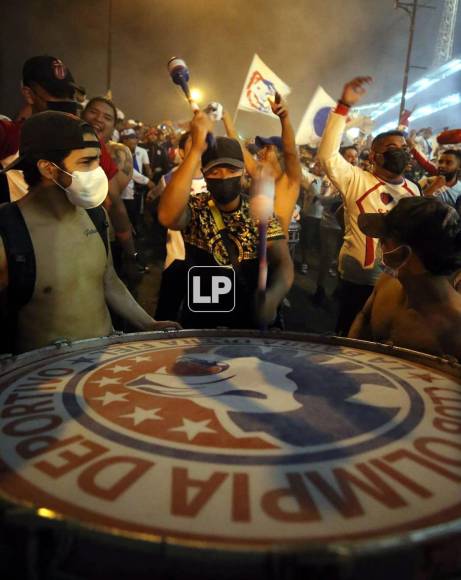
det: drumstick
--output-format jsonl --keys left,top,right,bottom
{"left": 258, "top": 221, "right": 268, "bottom": 293}
{"left": 167, "top": 57, "right": 216, "bottom": 149}
{"left": 250, "top": 165, "right": 275, "bottom": 329}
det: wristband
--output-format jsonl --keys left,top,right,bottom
{"left": 335, "top": 101, "right": 351, "bottom": 116}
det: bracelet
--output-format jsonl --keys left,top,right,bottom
{"left": 337, "top": 99, "right": 351, "bottom": 108}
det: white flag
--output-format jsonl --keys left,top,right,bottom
{"left": 237, "top": 54, "right": 291, "bottom": 118}
{"left": 295, "top": 86, "right": 336, "bottom": 146}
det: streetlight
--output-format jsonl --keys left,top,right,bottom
{"left": 190, "top": 88, "right": 204, "bottom": 104}
{"left": 395, "top": 0, "right": 435, "bottom": 124}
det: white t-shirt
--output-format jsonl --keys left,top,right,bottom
{"left": 121, "top": 146, "right": 150, "bottom": 200}
{"left": 163, "top": 172, "right": 208, "bottom": 269}
{"left": 318, "top": 111, "right": 420, "bottom": 285}
{"left": 134, "top": 146, "right": 149, "bottom": 172}
{"left": 301, "top": 174, "right": 324, "bottom": 219}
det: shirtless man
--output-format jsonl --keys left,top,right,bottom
{"left": 222, "top": 95, "right": 301, "bottom": 236}
{"left": 349, "top": 197, "right": 461, "bottom": 360}
{"left": 0, "top": 111, "right": 179, "bottom": 354}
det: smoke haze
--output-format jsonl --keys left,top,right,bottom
{"left": 1, "top": 0, "right": 459, "bottom": 135}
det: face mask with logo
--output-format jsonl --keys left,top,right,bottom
{"left": 376, "top": 243, "right": 411, "bottom": 278}
{"left": 206, "top": 176, "right": 241, "bottom": 205}
{"left": 52, "top": 164, "right": 108, "bottom": 209}
{"left": 378, "top": 149, "right": 410, "bottom": 176}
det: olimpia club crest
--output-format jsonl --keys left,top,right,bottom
{"left": 0, "top": 334, "right": 460, "bottom": 549}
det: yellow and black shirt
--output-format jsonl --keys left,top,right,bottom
{"left": 181, "top": 192, "right": 285, "bottom": 328}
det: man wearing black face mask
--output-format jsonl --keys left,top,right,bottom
{"left": 158, "top": 111, "right": 293, "bottom": 329}
{"left": 318, "top": 76, "right": 420, "bottom": 336}
{"left": 21, "top": 56, "right": 80, "bottom": 116}
{"left": 0, "top": 55, "right": 80, "bottom": 203}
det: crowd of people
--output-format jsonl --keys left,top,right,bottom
{"left": 1, "top": 55, "right": 461, "bottom": 361}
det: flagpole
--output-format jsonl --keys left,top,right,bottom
{"left": 232, "top": 107, "right": 239, "bottom": 127}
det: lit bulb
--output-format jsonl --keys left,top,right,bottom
{"left": 190, "top": 88, "right": 203, "bottom": 103}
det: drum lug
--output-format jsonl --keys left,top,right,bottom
{"left": 52, "top": 338, "right": 73, "bottom": 349}
{"left": 441, "top": 354, "right": 459, "bottom": 366}
{"left": 0, "top": 352, "right": 14, "bottom": 365}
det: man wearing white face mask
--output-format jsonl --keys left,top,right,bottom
{"left": 0, "top": 111, "right": 180, "bottom": 354}
{"left": 349, "top": 197, "right": 461, "bottom": 360}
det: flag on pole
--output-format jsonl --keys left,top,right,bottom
{"left": 236, "top": 54, "right": 291, "bottom": 118}
{"left": 295, "top": 86, "right": 336, "bottom": 146}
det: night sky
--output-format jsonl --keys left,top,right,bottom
{"left": 1, "top": 0, "right": 460, "bottom": 136}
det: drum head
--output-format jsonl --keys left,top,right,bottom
{"left": 1, "top": 330, "right": 461, "bottom": 578}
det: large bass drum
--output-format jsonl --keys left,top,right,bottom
{"left": 0, "top": 330, "right": 460, "bottom": 579}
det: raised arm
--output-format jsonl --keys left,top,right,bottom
{"left": 407, "top": 134, "right": 437, "bottom": 176}
{"left": 270, "top": 95, "right": 301, "bottom": 187}
{"left": 222, "top": 109, "right": 258, "bottom": 178}
{"left": 318, "top": 77, "right": 371, "bottom": 193}
{"left": 270, "top": 95, "right": 302, "bottom": 235}
{"left": 158, "top": 111, "right": 213, "bottom": 230}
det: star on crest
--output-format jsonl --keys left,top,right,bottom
{"left": 107, "top": 364, "right": 132, "bottom": 373}
{"left": 170, "top": 418, "right": 216, "bottom": 441}
{"left": 134, "top": 356, "right": 151, "bottom": 363}
{"left": 91, "top": 376, "right": 121, "bottom": 388}
{"left": 92, "top": 391, "right": 129, "bottom": 406}
{"left": 119, "top": 407, "right": 163, "bottom": 426}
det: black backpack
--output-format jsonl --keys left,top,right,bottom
{"left": 0, "top": 173, "right": 10, "bottom": 205}
{"left": 0, "top": 203, "right": 109, "bottom": 354}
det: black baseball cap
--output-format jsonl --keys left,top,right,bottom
{"left": 255, "top": 136, "right": 283, "bottom": 151}
{"left": 358, "top": 197, "right": 461, "bottom": 274}
{"left": 202, "top": 137, "right": 244, "bottom": 173}
{"left": 22, "top": 55, "right": 77, "bottom": 98}
{"left": 358, "top": 197, "right": 459, "bottom": 242}
{"left": 0, "top": 111, "right": 99, "bottom": 173}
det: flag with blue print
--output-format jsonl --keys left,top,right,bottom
{"left": 296, "top": 86, "right": 337, "bottom": 146}
{"left": 237, "top": 54, "right": 291, "bottom": 117}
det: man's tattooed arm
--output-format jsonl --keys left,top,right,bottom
{"left": 108, "top": 142, "right": 133, "bottom": 177}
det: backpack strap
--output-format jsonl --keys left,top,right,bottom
{"left": 0, "top": 203, "right": 36, "bottom": 308}
{"left": 0, "top": 203, "right": 36, "bottom": 354}
{"left": 0, "top": 172, "right": 10, "bottom": 204}
{"left": 85, "top": 206, "right": 109, "bottom": 256}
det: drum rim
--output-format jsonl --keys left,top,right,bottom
{"left": 2, "top": 329, "right": 461, "bottom": 380}
{"left": 1, "top": 329, "right": 461, "bottom": 558}
{"left": 1, "top": 490, "right": 460, "bottom": 560}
